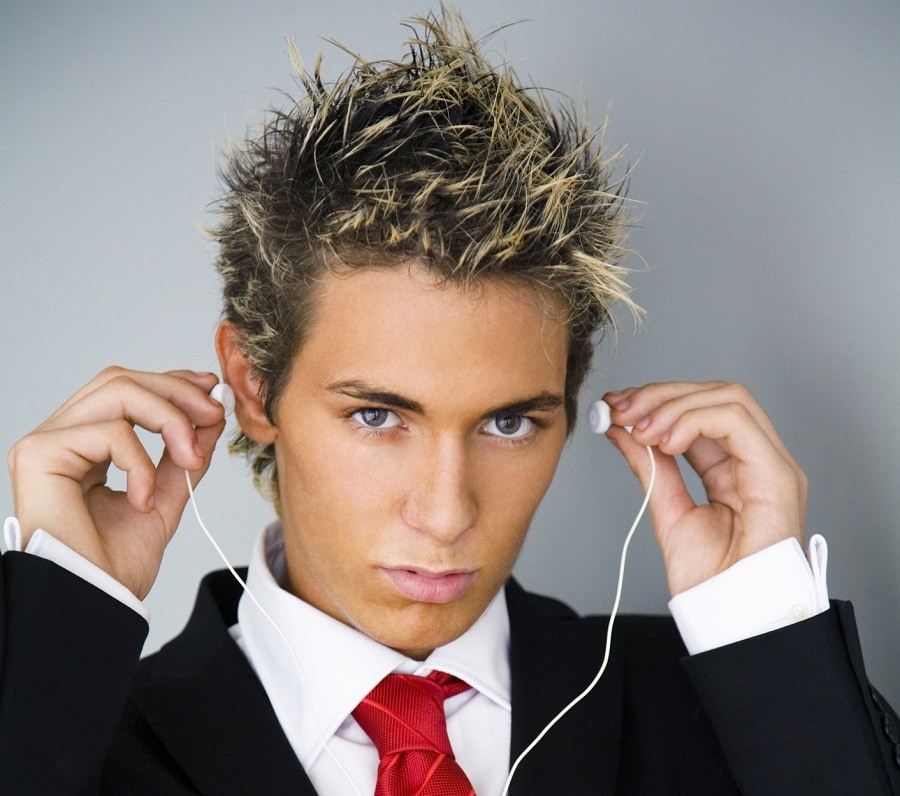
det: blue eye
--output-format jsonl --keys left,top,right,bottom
{"left": 484, "top": 413, "right": 534, "bottom": 439}
{"left": 352, "top": 408, "right": 401, "bottom": 429}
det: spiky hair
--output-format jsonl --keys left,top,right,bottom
{"left": 212, "top": 7, "right": 636, "bottom": 504}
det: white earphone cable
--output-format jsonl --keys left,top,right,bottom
{"left": 184, "top": 471, "right": 364, "bottom": 796}
{"left": 189, "top": 386, "right": 654, "bottom": 795}
{"left": 501, "top": 443, "right": 656, "bottom": 796}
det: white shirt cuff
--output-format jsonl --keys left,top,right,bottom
{"left": 3, "top": 516, "right": 150, "bottom": 622}
{"left": 668, "top": 534, "right": 829, "bottom": 655}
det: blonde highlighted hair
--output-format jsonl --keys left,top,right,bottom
{"left": 212, "top": 7, "right": 637, "bottom": 503}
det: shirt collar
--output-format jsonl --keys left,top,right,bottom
{"left": 236, "top": 521, "right": 511, "bottom": 769}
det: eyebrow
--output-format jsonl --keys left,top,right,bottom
{"left": 327, "top": 380, "right": 425, "bottom": 413}
{"left": 485, "top": 393, "right": 564, "bottom": 420}
{"left": 327, "top": 379, "right": 563, "bottom": 419}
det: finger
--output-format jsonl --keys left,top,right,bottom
{"left": 652, "top": 402, "right": 806, "bottom": 532}
{"left": 611, "top": 382, "right": 807, "bottom": 516}
{"left": 608, "top": 382, "right": 793, "bottom": 464}
{"left": 42, "top": 367, "right": 221, "bottom": 428}
{"left": 676, "top": 435, "right": 730, "bottom": 484}
{"left": 39, "top": 376, "right": 221, "bottom": 469}
{"left": 606, "top": 425, "right": 696, "bottom": 541}
{"left": 656, "top": 402, "right": 791, "bottom": 473}
{"left": 606, "top": 380, "right": 727, "bottom": 407}
{"left": 605, "top": 381, "right": 772, "bottom": 435}
{"left": 48, "top": 370, "right": 224, "bottom": 430}
{"left": 11, "top": 419, "right": 159, "bottom": 525}
{"left": 151, "top": 418, "right": 226, "bottom": 530}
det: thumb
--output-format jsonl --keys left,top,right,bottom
{"left": 152, "top": 419, "right": 226, "bottom": 535}
{"left": 606, "top": 425, "right": 657, "bottom": 491}
{"left": 606, "top": 426, "right": 694, "bottom": 541}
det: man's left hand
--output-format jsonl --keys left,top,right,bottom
{"left": 603, "top": 381, "right": 808, "bottom": 596}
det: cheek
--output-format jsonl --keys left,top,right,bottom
{"left": 472, "top": 443, "right": 565, "bottom": 545}
{"left": 479, "top": 429, "right": 565, "bottom": 501}
{"left": 275, "top": 430, "right": 403, "bottom": 615}
{"left": 276, "top": 418, "right": 565, "bottom": 560}
{"left": 276, "top": 428, "right": 401, "bottom": 540}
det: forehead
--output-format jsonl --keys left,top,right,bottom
{"left": 314, "top": 263, "right": 565, "bottom": 342}
{"left": 295, "top": 263, "right": 569, "bottom": 402}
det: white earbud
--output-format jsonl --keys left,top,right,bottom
{"left": 588, "top": 399, "right": 633, "bottom": 434}
{"left": 192, "top": 384, "right": 652, "bottom": 796}
{"left": 505, "top": 397, "right": 654, "bottom": 795}
{"left": 588, "top": 400, "right": 612, "bottom": 434}
{"left": 209, "top": 383, "right": 235, "bottom": 417}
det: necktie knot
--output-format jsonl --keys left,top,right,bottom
{"left": 353, "top": 670, "right": 476, "bottom": 795}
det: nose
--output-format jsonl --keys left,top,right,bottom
{"left": 402, "top": 437, "right": 477, "bottom": 542}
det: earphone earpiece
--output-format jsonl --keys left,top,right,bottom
{"left": 506, "top": 396, "right": 655, "bottom": 794}
{"left": 209, "top": 383, "right": 235, "bottom": 417}
{"left": 190, "top": 383, "right": 655, "bottom": 796}
{"left": 588, "top": 400, "right": 634, "bottom": 434}
{"left": 588, "top": 400, "right": 612, "bottom": 434}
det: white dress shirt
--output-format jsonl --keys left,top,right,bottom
{"left": 232, "top": 522, "right": 511, "bottom": 795}
{"left": 3, "top": 515, "right": 829, "bottom": 794}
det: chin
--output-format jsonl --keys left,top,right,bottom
{"left": 372, "top": 606, "right": 476, "bottom": 660}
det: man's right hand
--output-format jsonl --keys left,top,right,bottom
{"left": 7, "top": 367, "right": 227, "bottom": 599}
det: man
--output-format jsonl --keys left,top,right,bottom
{"left": 2, "top": 9, "right": 898, "bottom": 794}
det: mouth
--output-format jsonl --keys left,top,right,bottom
{"left": 381, "top": 567, "right": 475, "bottom": 604}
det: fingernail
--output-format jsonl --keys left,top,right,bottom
{"left": 608, "top": 397, "right": 629, "bottom": 410}
{"left": 147, "top": 494, "right": 156, "bottom": 510}
{"left": 635, "top": 416, "right": 651, "bottom": 430}
{"left": 193, "top": 442, "right": 206, "bottom": 459}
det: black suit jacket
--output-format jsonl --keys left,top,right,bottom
{"left": 1, "top": 550, "right": 898, "bottom": 794}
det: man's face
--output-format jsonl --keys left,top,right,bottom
{"left": 271, "top": 263, "right": 569, "bottom": 658}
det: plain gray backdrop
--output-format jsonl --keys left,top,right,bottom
{"left": 2, "top": 1, "right": 898, "bottom": 710}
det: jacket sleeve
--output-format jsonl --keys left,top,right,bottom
{"left": 0, "top": 550, "right": 148, "bottom": 795}
{"left": 683, "top": 600, "right": 900, "bottom": 795}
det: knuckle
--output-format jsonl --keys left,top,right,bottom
{"left": 722, "top": 399, "right": 751, "bottom": 420}
{"left": 722, "top": 381, "right": 750, "bottom": 401}
{"left": 106, "top": 373, "right": 138, "bottom": 392}
{"left": 641, "top": 380, "right": 665, "bottom": 394}
{"left": 109, "top": 421, "right": 150, "bottom": 463}
{"left": 98, "top": 364, "right": 127, "bottom": 381}
{"left": 8, "top": 433, "right": 40, "bottom": 472}
{"left": 111, "top": 417, "right": 138, "bottom": 437}
{"left": 7, "top": 440, "right": 21, "bottom": 475}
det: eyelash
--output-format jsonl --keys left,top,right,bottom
{"left": 346, "top": 407, "right": 545, "bottom": 446}
{"left": 347, "top": 408, "right": 404, "bottom": 438}
{"left": 483, "top": 414, "right": 539, "bottom": 444}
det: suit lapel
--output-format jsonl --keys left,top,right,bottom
{"left": 129, "top": 572, "right": 626, "bottom": 795}
{"left": 505, "top": 579, "right": 624, "bottom": 795}
{"left": 131, "top": 569, "right": 317, "bottom": 796}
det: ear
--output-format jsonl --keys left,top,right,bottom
{"left": 215, "top": 320, "right": 278, "bottom": 445}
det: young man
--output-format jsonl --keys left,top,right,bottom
{"left": 2, "top": 10, "right": 898, "bottom": 794}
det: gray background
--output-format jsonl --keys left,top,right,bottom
{"left": 2, "top": 1, "right": 898, "bottom": 710}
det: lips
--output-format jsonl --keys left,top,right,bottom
{"left": 381, "top": 567, "right": 475, "bottom": 603}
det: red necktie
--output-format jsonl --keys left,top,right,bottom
{"left": 353, "top": 670, "right": 476, "bottom": 796}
